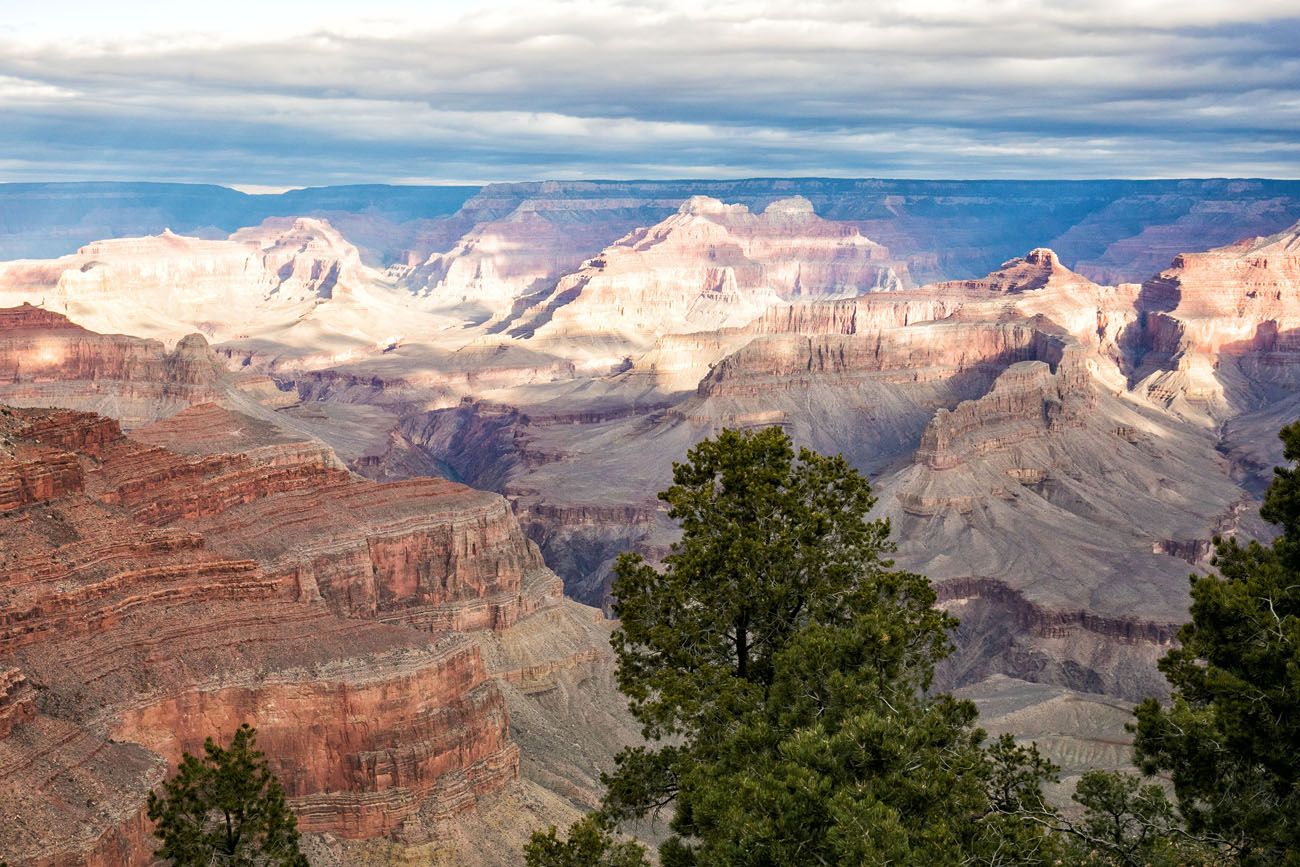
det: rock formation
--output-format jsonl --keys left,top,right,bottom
{"left": 0, "top": 303, "right": 246, "bottom": 428}
{"left": 933, "top": 248, "right": 1093, "bottom": 295}
{"left": 398, "top": 199, "right": 658, "bottom": 319}
{"left": 486, "top": 196, "right": 904, "bottom": 371}
{"left": 0, "top": 218, "right": 429, "bottom": 360}
{"left": 390, "top": 245, "right": 1254, "bottom": 710}
{"left": 0, "top": 404, "right": 619, "bottom": 865}
{"left": 1129, "top": 220, "right": 1300, "bottom": 420}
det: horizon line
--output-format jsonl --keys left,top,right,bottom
{"left": 4, "top": 176, "right": 1300, "bottom": 193}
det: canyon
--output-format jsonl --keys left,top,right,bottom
{"left": 0, "top": 334, "right": 628, "bottom": 864}
{"left": 2, "top": 179, "right": 1300, "bottom": 863}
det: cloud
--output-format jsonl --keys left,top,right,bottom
{"left": 0, "top": 0, "right": 1296, "bottom": 183}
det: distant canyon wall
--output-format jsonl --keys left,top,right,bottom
{"left": 6, "top": 178, "right": 1300, "bottom": 284}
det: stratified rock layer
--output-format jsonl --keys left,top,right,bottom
{"left": 0, "top": 303, "right": 235, "bottom": 427}
{"left": 0, "top": 405, "right": 590, "bottom": 865}
{"left": 6, "top": 191, "right": 1300, "bottom": 858}
{"left": 496, "top": 196, "right": 904, "bottom": 370}
{"left": 393, "top": 246, "right": 1254, "bottom": 706}
{"left": 1130, "top": 221, "right": 1300, "bottom": 419}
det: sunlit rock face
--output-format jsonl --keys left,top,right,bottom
{"left": 0, "top": 296, "right": 635, "bottom": 867}
{"left": 388, "top": 244, "right": 1258, "bottom": 711}
{"left": 0, "top": 218, "right": 395, "bottom": 348}
{"left": 399, "top": 199, "right": 658, "bottom": 319}
{"left": 668, "top": 254, "right": 1236, "bottom": 683}
{"left": 406, "top": 195, "right": 902, "bottom": 327}
{"left": 6, "top": 184, "right": 1300, "bottom": 861}
{"left": 933, "top": 248, "right": 1092, "bottom": 295}
{"left": 1128, "top": 221, "right": 1300, "bottom": 420}
{"left": 0, "top": 303, "right": 241, "bottom": 427}
{"left": 61, "top": 218, "right": 354, "bottom": 307}
{"left": 493, "top": 196, "right": 904, "bottom": 371}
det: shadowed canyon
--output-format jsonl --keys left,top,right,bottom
{"left": 2, "top": 179, "right": 1300, "bottom": 863}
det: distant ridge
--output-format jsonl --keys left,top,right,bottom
{"left": 4, "top": 178, "right": 1300, "bottom": 282}
{"left": 0, "top": 182, "right": 480, "bottom": 260}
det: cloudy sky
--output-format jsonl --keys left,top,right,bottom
{"left": 1, "top": 0, "right": 1297, "bottom": 185}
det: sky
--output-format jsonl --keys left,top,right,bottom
{"left": 0, "top": 0, "right": 1297, "bottom": 186}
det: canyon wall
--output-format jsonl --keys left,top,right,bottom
{"left": 387, "top": 245, "right": 1269, "bottom": 707}
{"left": 490, "top": 196, "right": 904, "bottom": 372}
{"left": 0, "top": 303, "right": 241, "bottom": 428}
{"left": 0, "top": 403, "right": 617, "bottom": 865}
{"left": 405, "top": 178, "right": 1300, "bottom": 285}
{"left": 1129, "top": 221, "right": 1300, "bottom": 420}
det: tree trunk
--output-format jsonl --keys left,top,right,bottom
{"left": 736, "top": 612, "right": 749, "bottom": 680}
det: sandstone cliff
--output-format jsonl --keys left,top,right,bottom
{"left": 398, "top": 199, "right": 658, "bottom": 317}
{"left": 0, "top": 303, "right": 238, "bottom": 428}
{"left": 1129, "top": 220, "right": 1300, "bottom": 420}
{"left": 0, "top": 405, "right": 620, "bottom": 865}
{"left": 493, "top": 196, "right": 905, "bottom": 371}
{"left": 0, "top": 218, "right": 447, "bottom": 370}
{"left": 8, "top": 196, "right": 1300, "bottom": 860}
{"left": 405, "top": 247, "right": 1254, "bottom": 702}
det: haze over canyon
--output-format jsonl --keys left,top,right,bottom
{"left": 2, "top": 177, "right": 1300, "bottom": 863}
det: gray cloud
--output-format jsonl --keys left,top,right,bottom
{"left": 0, "top": 0, "right": 1297, "bottom": 183}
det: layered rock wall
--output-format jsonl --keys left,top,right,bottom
{"left": 699, "top": 321, "right": 1068, "bottom": 398}
{"left": 0, "top": 304, "right": 234, "bottom": 427}
{"left": 913, "top": 351, "right": 1092, "bottom": 472}
{"left": 0, "top": 405, "right": 574, "bottom": 864}
{"left": 1129, "top": 222, "right": 1300, "bottom": 416}
{"left": 497, "top": 197, "right": 905, "bottom": 368}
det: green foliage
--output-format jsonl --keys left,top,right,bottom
{"left": 526, "top": 427, "right": 1061, "bottom": 865}
{"left": 146, "top": 724, "right": 308, "bottom": 866}
{"left": 608, "top": 427, "right": 948, "bottom": 740}
{"left": 1133, "top": 421, "right": 1300, "bottom": 865}
{"left": 523, "top": 816, "right": 651, "bottom": 867}
{"left": 1062, "top": 770, "right": 1219, "bottom": 866}
{"left": 525, "top": 422, "right": 1300, "bottom": 864}
{"left": 659, "top": 695, "right": 1061, "bottom": 866}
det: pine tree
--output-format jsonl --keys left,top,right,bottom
{"left": 524, "top": 816, "right": 651, "bottom": 867}
{"left": 1132, "top": 422, "right": 1300, "bottom": 865}
{"left": 527, "top": 427, "right": 1061, "bottom": 865}
{"left": 147, "top": 724, "right": 309, "bottom": 866}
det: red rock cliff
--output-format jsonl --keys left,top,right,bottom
{"left": 0, "top": 405, "right": 564, "bottom": 864}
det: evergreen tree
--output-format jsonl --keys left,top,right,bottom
{"left": 1132, "top": 422, "right": 1300, "bottom": 865}
{"left": 1060, "top": 769, "right": 1218, "bottom": 866}
{"left": 147, "top": 724, "right": 308, "bottom": 866}
{"left": 524, "top": 816, "right": 651, "bottom": 867}
{"left": 527, "top": 427, "right": 1060, "bottom": 865}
